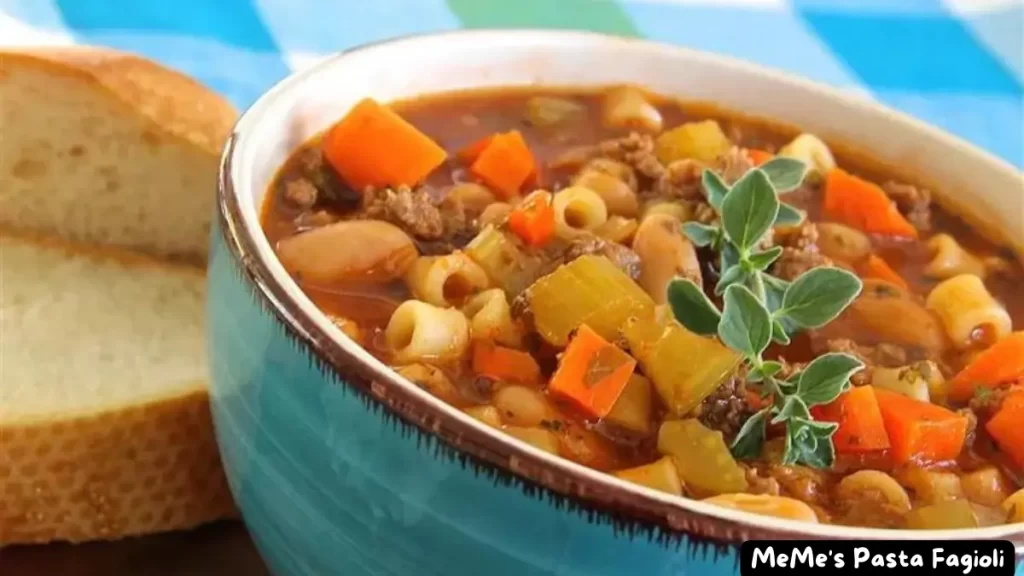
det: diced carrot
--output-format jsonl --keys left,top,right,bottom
{"left": 508, "top": 191, "right": 555, "bottom": 246}
{"left": 858, "top": 254, "right": 908, "bottom": 290}
{"left": 549, "top": 324, "right": 637, "bottom": 419}
{"left": 471, "top": 340, "right": 541, "bottom": 386}
{"left": 873, "top": 388, "right": 968, "bottom": 465}
{"left": 322, "top": 98, "right": 447, "bottom": 191}
{"left": 823, "top": 169, "right": 918, "bottom": 239}
{"left": 986, "top": 387, "right": 1024, "bottom": 469}
{"left": 949, "top": 332, "right": 1024, "bottom": 402}
{"left": 747, "top": 148, "right": 773, "bottom": 166}
{"left": 745, "top": 388, "right": 770, "bottom": 411}
{"left": 811, "top": 385, "right": 890, "bottom": 453}
{"left": 469, "top": 130, "right": 536, "bottom": 199}
{"left": 458, "top": 135, "right": 494, "bottom": 164}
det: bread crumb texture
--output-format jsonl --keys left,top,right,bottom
{"left": 1, "top": 235, "right": 235, "bottom": 543}
{"left": 0, "top": 49, "right": 236, "bottom": 263}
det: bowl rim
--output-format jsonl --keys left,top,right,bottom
{"left": 217, "top": 28, "right": 1024, "bottom": 547}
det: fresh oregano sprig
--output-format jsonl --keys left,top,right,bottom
{"left": 666, "top": 158, "right": 864, "bottom": 469}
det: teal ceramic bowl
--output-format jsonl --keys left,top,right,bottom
{"left": 207, "top": 30, "right": 1024, "bottom": 576}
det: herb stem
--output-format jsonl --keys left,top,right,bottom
{"left": 670, "top": 162, "right": 864, "bottom": 469}
{"left": 750, "top": 265, "right": 767, "bottom": 303}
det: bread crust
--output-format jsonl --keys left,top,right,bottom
{"left": 0, "top": 389, "right": 236, "bottom": 544}
{"left": 0, "top": 47, "right": 237, "bottom": 157}
{"left": 0, "top": 231, "right": 233, "bottom": 543}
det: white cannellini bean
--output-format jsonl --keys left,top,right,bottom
{"left": 778, "top": 133, "right": 836, "bottom": 177}
{"left": 632, "top": 213, "right": 702, "bottom": 304}
{"left": 816, "top": 223, "right": 872, "bottom": 263}
{"left": 277, "top": 220, "right": 418, "bottom": 283}
{"left": 602, "top": 86, "right": 663, "bottom": 133}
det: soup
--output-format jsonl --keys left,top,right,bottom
{"left": 262, "top": 86, "right": 1024, "bottom": 529}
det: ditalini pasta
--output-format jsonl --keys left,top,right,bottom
{"left": 925, "top": 234, "right": 987, "bottom": 279}
{"left": 462, "top": 288, "right": 521, "bottom": 347}
{"left": 926, "top": 274, "right": 1012, "bottom": 348}
{"left": 385, "top": 300, "right": 470, "bottom": 364}
{"left": 552, "top": 186, "right": 608, "bottom": 238}
{"left": 405, "top": 252, "right": 490, "bottom": 308}
{"left": 264, "top": 86, "right": 1024, "bottom": 530}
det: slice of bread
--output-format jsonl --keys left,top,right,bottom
{"left": 0, "top": 233, "right": 235, "bottom": 544}
{"left": 0, "top": 47, "right": 237, "bottom": 263}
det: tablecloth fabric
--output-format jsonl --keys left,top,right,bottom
{"left": 2, "top": 0, "right": 1022, "bottom": 168}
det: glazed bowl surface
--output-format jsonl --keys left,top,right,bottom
{"left": 208, "top": 29, "right": 1024, "bottom": 576}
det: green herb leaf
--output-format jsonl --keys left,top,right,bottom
{"left": 800, "top": 418, "right": 840, "bottom": 437}
{"left": 759, "top": 157, "right": 808, "bottom": 193}
{"left": 802, "top": 441, "right": 836, "bottom": 468}
{"left": 764, "top": 274, "right": 796, "bottom": 343}
{"left": 682, "top": 221, "right": 720, "bottom": 248}
{"left": 719, "top": 242, "right": 742, "bottom": 280}
{"left": 776, "top": 377, "right": 798, "bottom": 397}
{"left": 702, "top": 169, "right": 729, "bottom": 209}
{"left": 715, "top": 263, "right": 747, "bottom": 296}
{"left": 974, "top": 386, "right": 994, "bottom": 401}
{"left": 796, "top": 353, "right": 864, "bottom": 406}
{"left": 775, "top": 203, "right": 805, "bottom": 228}
{"left": 721, "top": 169, "right": 779, "bottom": 252}
{"left": 731, "top": 407, "right": 770, "bottom": 460}
{"left": 781, "top": 426, "right": 799, "bottom": 465}
{"left": 771, "top": 319, "right": 792, "bottom": 345}
{"left": 748, "top": 360, "right": 784, "bottom": 383}
{"left": 746, "top": 246, "right": 784, "bottom": 272}
{"left": 718, "top": 284, "right": 773, "bottom": 358}
{"left": 792, "top": 418, "right": 837, "bottom": 468}
{"left": 772, "top": 395, "right": 811, "bottom": 424}
{"left": 780, "top": 267, "right": 863, "bottom": 329}
{"left": 762, "top": 274, "right": 790, "bottom": 314}
{"left": 690, "top": 163, "right": 868, "bottom": 471}
{"left": 667, "top": 278, "right": 721, "bottom": 336}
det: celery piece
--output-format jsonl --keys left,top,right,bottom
{"left": 657, "top": 419, "right": 748, "bottom": 496}
{"left": 525, "top": 96, "right": 585, "bottom": 129}
{"left": 613, "top": 457, "right": 683, "bottom": 496}
{"left": 604, "top": 374, "right": 654, "bottom": 435}
{"left": 655, "top": 120, "right": 731, "bottom": 165}
{"left": 528, "top": 255, "right": 654, "bottom": 347}
{"left": 623, "top": 316, "right": 741, "bottom": 416}
{"left": 904, "top": 500, "right": 979, "bottom": 529}
{"left": 505, "top": 426, "right": 560, "bottom": 455}
{"left": 466, "top": 225, "right": 542, "bottom": 297}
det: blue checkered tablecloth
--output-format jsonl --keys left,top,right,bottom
{"left": 2, "top": 0, "right": 1021, "bottom": 168}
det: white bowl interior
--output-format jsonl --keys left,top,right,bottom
{"left": 227, "top": 30, "right": 1024, "bottom": 543}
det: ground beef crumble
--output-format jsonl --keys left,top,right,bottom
{"left": 562, "top": 235, "right": 642, "bottom": 281}
{"left": 717, "top": 146, "right": 753, "bottom": 184}
{"left": 772, "top": 221, "right": 833, "bottom": 281}
{"left": 697, "top": 369, "right": 754, "bottom": 441}
{"left": 596, "top": 132, "right": 666, "bottom": 180}
{"left": 817, "top": 338, "right": 911, "bottom": 386}
{"left": 283, "top": 178, "right": 318, "bottom": 208}
{"left": 692, "top": 202, "right": 719, "bottom": 225}
{"left": 743, "top": 466, "right": 782, "bottom": 496}
{"left": 361, "top": 185, "right": 445, "bottom": 240}
{"left": 883, "top": 181, "right": 933, "bottom": 232}
{"left": 650, "top": 159, "right": 704, "bottom": 202}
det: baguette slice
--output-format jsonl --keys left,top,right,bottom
{"left": 0, "top": 47, "right": 236, "bottom": 263}
{"left": 0, "top": 233, "right": 234, "bottom": 544}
